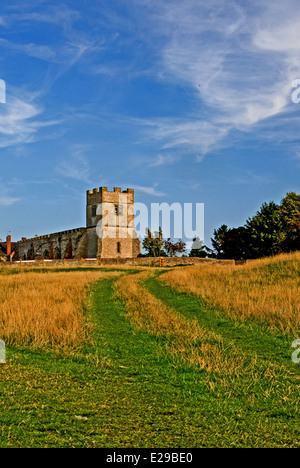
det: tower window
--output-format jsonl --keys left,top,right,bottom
{"left": 115, "top": 204, "right": 123, "bottom": 216}
{"left": 92, "top": 205, "right": 97, "bottom": 217}
{"left": 117, "top": 242, "right": 121, "bottom": 254}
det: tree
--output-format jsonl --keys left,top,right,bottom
{"left": 189, "top": 237, "right": 207, "bottom": 258}
{"left": 211, "top": 226, "right": 248, "bottom": 260}
{"left": 279, "top": 192, "right": 300, "bottom": 252}
{"left": 211, "top": 224, "right": 230, "bottom": 258}
{"left": 142, "top": 228, "right": 165, "bottom": 257}
{"left": 219, "top": 227, "right": 248, "bottom": 260}
{"left": 211, "top": 192, "right": 300, "bottom": 260}
{"left": 163, "top": 238, "right": 186, "bottom": 257}
{"left": 245, "top": 201, "right": 284, "bottom": 258}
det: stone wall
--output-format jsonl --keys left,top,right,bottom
{"left": 97, "top": 257, "right": 235, "bottom": 266}
{"left": 16, "top": 228, "right": 87, "bottom": 261}
{"left": 98, "top": 234, "right": 141, "bottom": 259}
{"left": 8, "top": 256, "right": 235, "bottom": 267}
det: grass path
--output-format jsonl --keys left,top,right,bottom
{"left": 115, "top": 270, "right": 300, "bottom": 447}
{"left": 0, "top": 269, "right": 299, "bottom": 447}
{"left": 145, "top": 272, "right": 298, "bottom": 370}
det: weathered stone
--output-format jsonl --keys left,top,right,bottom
{"left": 15, "top": 187, "right": 141, "bottom": 260}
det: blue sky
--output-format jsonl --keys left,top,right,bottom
{"left": 0, "top": 0, "right": 300, "bottom": 249}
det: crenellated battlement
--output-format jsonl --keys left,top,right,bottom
{"left": 18, "top": 227, "right": 86, "bottom": 243}
{"left": 86, "top": 187, "right": 135, "bottom": 213}
{"left": 87, "top": 187, "right": 134, "bottom": 197}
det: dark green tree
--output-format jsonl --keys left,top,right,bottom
{"left": 189, "top": 237, "right": 208, "bottom": 258}
{"left": 211, "top": 192, "right": 300, "bottom": 260}
{"left": 163, "top": 238, "right": 186, "bottom": 257}
{"left": 245, "top": 201, "right": 284, "bottom": 258}
{"left": 219, "top": 227, "right": 248, "bottom": 260}
{"left": 211, "top": 224, "right": 230, "bottom": 258}
{"left": 279, "top": 192, "right": 300, "bottom": 252}
{"left": 142, "top": 228, "right": 165, "bottom": 257}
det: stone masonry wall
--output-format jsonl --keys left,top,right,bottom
{"left": 9, "top": 257, "right": 235, "bottom": 267}
{"left": 16, "top": 228, "right": 87, "bottom": 261}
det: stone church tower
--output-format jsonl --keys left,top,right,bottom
{"left": 16, "top": 186, "right": 141, "bottom": 260}
{"left": 86, "top": 187, "right": 141, "bottom": 258}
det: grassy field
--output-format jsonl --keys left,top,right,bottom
{"left": 161, "top": 251, "right": 300, "bottom": 334}
{"left": 0, "top": 257, "right": 299, "bottom": 448}
{"left": 0, "top": 269, "right": 121, "bottom": 349}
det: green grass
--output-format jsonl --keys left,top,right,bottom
{"left": 145, "top": 272, "right": 297, "bottom": 367}
{"left": 0, "top": 270, "right": 299, "bottom": 447}
{"left": 0, "top": 267, "right": 124, "bottom": 275}
{"left": 256, "top": 259, "right": 300, "bottom": 281}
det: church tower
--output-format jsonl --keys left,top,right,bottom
{"left": 86, "top": 187, "right": 141, "bottom": 258}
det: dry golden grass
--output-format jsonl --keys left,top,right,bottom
{"left": 0, "top": 270, "right": 120, "bottom": 349}
{"left": 115, "top": 271, "right": 261, "bottom": 377}
{"left": 161, "top": 251, "right": 300, "bottom": 334}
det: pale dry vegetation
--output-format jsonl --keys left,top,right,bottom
{"left": 0, "top": 270, "right": 120, "bottom": 349}
{"left": 161, "top": 251, "right": 300, "bottom": 334}
{"left": 115, "top": 271, "right": 263, "bottom": 378}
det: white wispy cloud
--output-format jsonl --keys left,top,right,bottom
{"left": 0, "top": 196, "right": 21, "bottom": 206}
{"left": 0, "top": 4, "right": 100, "bottom": 83}
{"left": 136, "top": 0, "right": 300, "bottom": 156}
{"left": 141, "top": 118, "right": 230, "bottom": 155}
{"left": 56, "top": 145, "right": 92, "bottom": 183}
{"left": 0, "top": 35, "right": 96, "bottom": 68}
{"left": 1, "top": 4, "right": 80, "bottom": 31}
{"left": 0, "top": 4, "right": 95, "bottom": 148}
{"left": 232, "top": 171, "right": 275, "bottom": 186}
{"left": 293, "top": 151, "right": 300, "bottom": 167}
{"left": 0, "top": 38, "right": 56, "bottom": 61}
{"left": 0, "top": 180, "right": 21, "bottom": 206}
{"left": 0, "top": 93, "right": 59, "bottom": 148}
{"left": 131, "top": 184, "right": 166, "bottom": 197}
{"left": 148, "top": 153, "right": 180, "bottom": 167}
